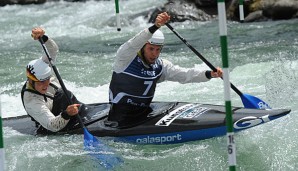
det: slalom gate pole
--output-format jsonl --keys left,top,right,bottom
{"left": 115, "top": 0, "right": 121, "bottom": 31}
{"left": 0, "top": 95, "right": 5, "bottom": 171}
{"left": 239, "top": 0, "right": 244, "bottom": 22}
{"left": 217, "top": 0, "right": 236, "bottom": 170}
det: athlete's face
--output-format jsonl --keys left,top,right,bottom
{"left": 33, "top": 79, "right": 50, "bottom": 94}
{"left": 143, "top": 43, "right": 162, "bottom": 64}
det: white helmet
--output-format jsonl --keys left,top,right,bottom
{"left": 148, "top": 30, "right": 164, "bottom": 46}
{"left": 26, "top": 59, "right": 51, "bottom": 82}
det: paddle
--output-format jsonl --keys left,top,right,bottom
{"left": 165, "top": 23, "right": 271, "bottom": 109}
{"left": 38, "top": 37, "right": 122, "bottom": 169}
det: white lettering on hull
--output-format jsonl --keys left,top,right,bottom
{"left": 155, "top": 104, "right": 196, "bottom": 126}
{"left": 155, "top": 104, "right": 209, "bottom": 126}
{"left": 136, "top": 134, "right": 182, "bottom": 144}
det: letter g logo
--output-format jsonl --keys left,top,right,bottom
{"left": 234, "top": 115, "right": 270, "bottom": 130}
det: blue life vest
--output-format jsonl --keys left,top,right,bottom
{"left": 108, "top": 55, "right": 163, "bottom": 126}
{"left": 109, "top": 55, "right": 163, "bottom": 107}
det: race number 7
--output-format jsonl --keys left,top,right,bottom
{"left": 143, "top": 81, "right": 153, "bottom": 95}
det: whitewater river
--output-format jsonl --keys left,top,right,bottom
{"left": 0, "top": 0, "right": 297, "bottom": 170}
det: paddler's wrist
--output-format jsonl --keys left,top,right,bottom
{"left": 40, "top": 35, "right": 48, "bottom": 43}
{"left": 61, "top": 110, "right": 71, "bottom": 120}
{"left": 205, "top": 70, "right": 212, "bottom": 79}
{"left": 148, "top": 24, "right": 159, "bottom": 34}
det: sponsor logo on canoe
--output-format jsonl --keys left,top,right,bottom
{"left": 136, "top": 134, "right": 182, "bottom": 144}
{"left": 90, "top": 108, "right": 109, "bottom": 120}
{"left": 181, "top": 107, "right": 209, "bottom": 119}
{"left": 258, "top": 102, "right": 270, "bottom": 109}
{"left": 155, "top": 104, "right": 208, "bottom": 126}
{"left": 234, "top": 115, "right": 271, "bottom": 129}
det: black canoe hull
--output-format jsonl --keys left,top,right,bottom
{"left": 3, "top": 102, "right": 290, "bottom": 144}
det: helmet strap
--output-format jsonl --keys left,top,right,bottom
{"left": 28, "top": 79, "right": 36, "bottom": 90}
{"left": 139, "top": 47, "right": 150, "bottom": 66}
{"left": 32, "top": 81, "right": 36, "bottom": 90}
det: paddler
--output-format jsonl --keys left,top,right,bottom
{"left": 21, "top": 27, "right": 82, "bottom": 134}
{"left": 107, "top": 12, "right": 223, "bottom": 128}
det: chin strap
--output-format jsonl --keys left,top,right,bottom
{"left": 137, "top": 49, "right": 150, "bottom": 67}
{"left": 27, "top": 78, "right": 36, "bottom": 90}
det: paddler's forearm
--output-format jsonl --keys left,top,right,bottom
{"left": 159, "top": 59, "right": 210, "bottom": 83}
{"left": 41, "top": 36, "right": 59, "bottom": 64}
{"left": 46, "top": 114, "right": 70, "bottom": 132}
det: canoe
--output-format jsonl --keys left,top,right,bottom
{"left": 3, "top": 102, "right": 290, "bottom": 144}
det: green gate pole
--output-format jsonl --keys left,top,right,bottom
{"left": 217, "top": 1, "right": 236, "bottom": 171}
{"left": 115, "top": 0, "right": 121, "bottom": 31}
{"left": 0, "top": 95, "right": 5, "bottom": 171}
{"left": 239, "top": 0, "right": 244, "bottom": 22}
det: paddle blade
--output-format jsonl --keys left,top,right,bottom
{"left": 241, "top": 94, "right": 271, "bottom": 109}
{"left": 83, "top": 128, "right": 123, "bottom": 169}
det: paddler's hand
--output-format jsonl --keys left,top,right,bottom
{"left": 155, "top": 12, "right": 171, "bottom": 28}
{"left": 211, "top": 67, "right": 223, "bottom": 78}
{"left": 65, "top": 104, "right": 81, "bottom": 116}
{"left": 31, "top": 27, "right": 45, "bottom": 40}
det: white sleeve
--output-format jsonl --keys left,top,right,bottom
{"left": 24, "top": 96, "right": 69, "bottom": 132}
{"left": 113, "top": 28, "right": 152, "bottom": 73}
{"left": 159, "top": 59, "right": 210, "bottom": 84}
{"left": 41, "top": 37, "right": 59, "bottom": 64}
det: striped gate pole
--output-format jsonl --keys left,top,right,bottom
{"left": 217, "top": 1, "right": 236, "bottom": 171}
{"left": 0, "top": 95, "right": 5, "bottom": 171}
{"left": 115, "top": 0, "right": 121, "bottom": 31}
{"left": 239, "top": 0, "right": 244, "bottom": 22}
